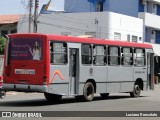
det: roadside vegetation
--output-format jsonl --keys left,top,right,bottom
{"left": 0, "top": 36, "right": 6, "bottom": 55}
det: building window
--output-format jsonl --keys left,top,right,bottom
{"left": 11, "top": 29, "right": 17, "bottom": 34}
{"left": 152, "top": 4, "right": 157, "bottom": 14}
{"left": 96, "top": 1, "right": 103, "bottom": 12}
{"left": 134, "top": 49, "right": 145, "bottom": 66}
{"left": 108, "top": 46, "right": 120, "bottom": 65}
{"left": 114, "top": 32, "right": 121, "bottom": 40}
{"left": 132, "top": 35, "right": 138, "bottom": 42}
{"left": 82, "top": 44, "right": 92, "bottom": 65}
{"left": 121, "top": 48, "right": 133, "bottom": 66}
{"left": 1, "top": 30, "right": 8, "bottom": 37}
{"left": 50, "top": 42, "right": 67, "bottom": 64}
{"left": 93, "top": 45, "right": 106, "bottom": 65}
{"left": 139, "top": 0, "right": 145, "bottom": 12}
{"left": 157, "top": 4, "right": 160, "bottom": 16}
{"left": 139, "top": 37, "right": 142, "bottom": 42}
{"left": 156, "top": 30, "right": 160, "bottom": 44}
{"left": 127, "top": 35, "right": 130, "bottom": 42}
{"left": 151, "top": 30, "right": 156, "bottom": 43}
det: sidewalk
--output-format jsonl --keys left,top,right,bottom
{"left": 6, "top": 91, "right": 25, "bottom": 96}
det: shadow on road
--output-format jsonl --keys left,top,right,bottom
{"left": 0, "top": 95, "right": 147, "bottom": 107}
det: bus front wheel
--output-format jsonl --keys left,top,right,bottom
{"left": 44, "top": 93, "right": 62, "bottom": 102}
{"left": 83, "top": 82, "right": 94, "bottom": 102}
{"left": 130, "top": 84, "right": 141, "bottom": 97}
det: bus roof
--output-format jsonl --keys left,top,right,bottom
{"left": 8, "top": 33, "right": 152, "bottom": 49}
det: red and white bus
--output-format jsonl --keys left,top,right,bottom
{"left": 3, "top": 33, "right": 154, "bottom": 102}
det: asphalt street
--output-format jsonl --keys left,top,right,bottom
{"left": 0, "top": 84, "right": 160, "bottom": 120}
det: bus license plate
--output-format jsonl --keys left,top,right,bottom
{"left": 15, "top": 69, "right": 35, "bottom": 75}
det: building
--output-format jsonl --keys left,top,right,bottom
{"left": 18, "top": 0, "right": 160, "bottom": 44}
{"left": 64, "top": 0, "right": 160, "bottom": 44}
{"left": 0, "top": 15, "right": 19, "bottom": 37}
{"left": 138, "top": 0, "right": 160, "bottom": 44}
{"left": 18, "top": 12, "right": 143, "bottom": 43}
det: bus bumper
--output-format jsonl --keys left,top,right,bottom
{"left": 2, "top": 84, "right": 48, "bottom": 93}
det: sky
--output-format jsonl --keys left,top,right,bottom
{"left": 0, "top": 0, "right": 64, "bottom": 15}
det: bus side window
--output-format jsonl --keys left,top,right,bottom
{"left": 121, "top": 47, "right": 133, "bottom": 66}
{"left": 93, "top": 45, "right": 106, "bottom": 66}
{"left": 82, "top": 44, "right": 92, "bottom": 65}
{"left": 108, "top": 46, "right": 120, "bottom": 65}
{"left": 134, "top": 48, "right": 145, "bottom": 66}
{"left": 50, "top": 42, "right": 67, "bottom": 64}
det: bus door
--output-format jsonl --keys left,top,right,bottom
{"left": 147, "top": 53, "right": 154, "bottom": 90}
{"left": 69, "top": 48, "right": 79, "bottom": 95}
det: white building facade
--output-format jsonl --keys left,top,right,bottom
{"left": 18, "top": 12, "right": 143, "bottom": 43}
{"left": 138, "top": 0, "right": 160, "bottom": 44}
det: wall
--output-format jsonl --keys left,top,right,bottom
{"left": 64, "top": 0, "right": 139, "bottom": 17}
{"left": 104, "top": 0, "right": 139, "bottom": 17}
{"left": 64, "top": 0, "right": 95, "bottom": 12}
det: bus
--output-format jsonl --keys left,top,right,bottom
{"left": 3, "top": 33, "right": 154, "bottom": 102}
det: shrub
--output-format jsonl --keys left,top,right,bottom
{"left": 0, "top": 36, "right": 6, "bottom": 55}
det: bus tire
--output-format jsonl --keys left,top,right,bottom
{"left": 130, "top": 84, "right": 141, "bottom": 97}
{"left": 0, "top": 90, "right": 6, "bottom": 99}
{"left": 44, "top": 93, "right": 62, "bottom": 102}
{"left": 100, "top": 93, "right": 109, "bottom": 99}
{"left": 83, "top": 82, "right": 94, "bottom": 102}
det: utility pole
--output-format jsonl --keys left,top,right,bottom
{"left": 29, "top": 0, "right": 33, "bottom": 33}
{"left": 95, "top": 19, "right": 99, "bottom": 38}
{"left": 33, "top": 0, "right": 39, "bottom": 33}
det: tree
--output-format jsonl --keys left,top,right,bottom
{"left": 0, "top": 36, "right": 6, "bottom": 55}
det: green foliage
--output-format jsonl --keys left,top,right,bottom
{"left": 0, "top": 36, "right": 6, "bottom": 55}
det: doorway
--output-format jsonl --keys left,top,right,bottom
{"left": 69, "top": 48, "right": 79, "bottom": 95}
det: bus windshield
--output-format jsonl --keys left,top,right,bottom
{"left": 9, "top": 38, "right": 42, "bottom": 60}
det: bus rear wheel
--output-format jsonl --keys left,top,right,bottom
{"left": 130, "top": 84, "right": 141, "bottom": 97}
{"left": 83, "top": 82, "right": 94, "bottom": 102}
{"left": 44, "top": 93, "right": 62, "bottom": 102}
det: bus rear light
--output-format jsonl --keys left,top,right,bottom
{"left": 43, "top": 82, "right": 47, "bottom": 85}
{"left": 43, "top": 76, "right": 47, "bottom": 84}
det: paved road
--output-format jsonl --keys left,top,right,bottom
{"left": 0, "top": 85, "right": 160, "bottom": 120}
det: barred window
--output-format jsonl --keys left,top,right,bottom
{"left": 134, "top": 49, "right": 145, "bottom": 66}
{"left": 121, "top": 48, "right": 133, "bottom": 66}
{"left": 93, "top": 45, "right": 106, "bottom": 65}
{"left": 132, "top": 35, "right": 138, "bottom": 42}
{"left": 82, "top": 44, "right": 92, "bottom": 65}
{"left": 114, "top": 32, "right": 121, "bottom": 40}
{"left": 50, "top": 42, "right": 67, "bottom": 64}
{"left": 108, "top": 47, "right": 120, "bottom": 65}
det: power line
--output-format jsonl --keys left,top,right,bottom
{"left": 39, "top": 21, "right": 85, "bottom": 34}
{"left": 39, "top": 20, "right": 142, "bottom": 40}
{"left": 38, "top": 14, "right": 142, "bottom": 34}
{"left": 39, "top": 15, "right": 94, "bottom": 26}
